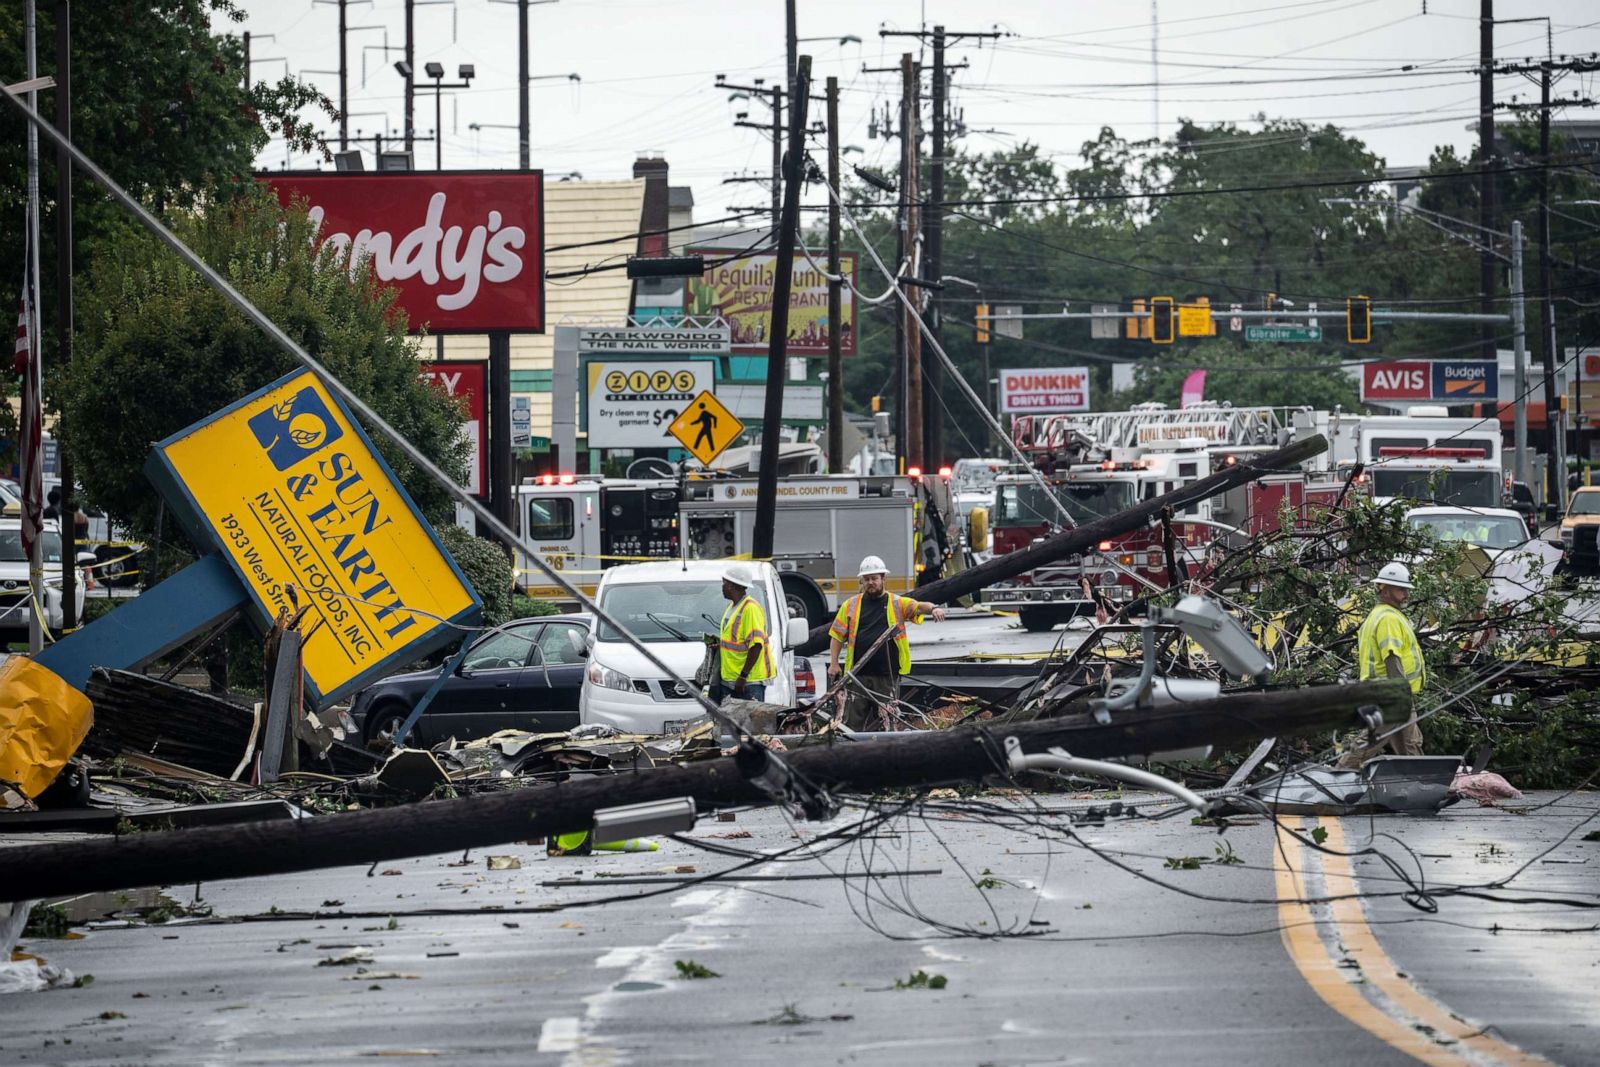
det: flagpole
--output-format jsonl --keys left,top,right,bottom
{"left": 24, "top": 0, "right": 44, "bottom": 654}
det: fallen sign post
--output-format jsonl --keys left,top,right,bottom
{"left": 0, "top": 679, "right": 1406, "bottom": 902}
{"left": 797, "top": 432, "right": 1330, "bottom": 655}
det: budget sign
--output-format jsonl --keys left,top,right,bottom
{"left": 265, "top": 172, "right": 545, "bottom": 333}
{"left": 999, "top": 367, "right": 1091, "bottom": 414}
{"left": 145, "top": 370, "right": 480, "bottom": 706}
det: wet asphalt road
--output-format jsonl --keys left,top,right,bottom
{"left": 4, "top": 789, "right": 1595, "bottom": 1066}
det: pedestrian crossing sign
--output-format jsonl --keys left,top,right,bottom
{"left": 668, "top": 389, "right": 743, "bottom": 466}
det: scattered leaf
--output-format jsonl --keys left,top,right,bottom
{"left": 674, "top": 959, "right": 719, "bottom": 979}
{"left": 379, "top": 869, "right": 403, "bottom": 877}
{"left": 1163, "top": 856, "right": 1204, "bottom": 870}
{"left": 73, "top": 974, "right": 95, "bottom": 988}
{"left": 1310, "top": 826, "right": 1329, "bottom": 846}
{"left": 893, "top": 970, "right": 947, "bottom": 990}
{"left": 98, "top": 1011, "right": 127, "bottom": 1020}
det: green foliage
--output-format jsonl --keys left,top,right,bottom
{"left": 0, "top": 2, "right": 337, "bottom": 474}
{"left": 23, "top": 903, "right": 71, "bottom": 938}
{"left": 1213, "top": 840, "right": 1243, "bottom": 866}
{"left": 893, "top": 970, "right": 948, "bottom": 990}
{"left": 511, "top": 594, "right": 560, "bottom": 620}
{"left": 674, "top": 959, "right": 719, "bottom": 979}
{"left": 1112, "top": 338, "right": 1361, "bottom": 411}
{"left": 1310, "top": 826, "right": 1329, "bottom": 846}
{"left": 437, "top": 525, "right": 514, "bottom": 627}
{"left": 59, "top": 190, "right": 470, "bottom": 549}
{"left": 1163, "top": 856, "right": 1205, "bottom": 870}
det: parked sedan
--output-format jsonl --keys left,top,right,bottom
{"left": 350, "top": 614, "right": 592, "bottom": 746}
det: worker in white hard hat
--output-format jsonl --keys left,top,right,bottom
{"left": 711, "top": 564, "right": 773, "bottom": 703}
{"left": 1340, "top": 561, "right": 1426, "bottom": 765}
{"left": 826, "top": 556, "right": 948, "bottom": 730}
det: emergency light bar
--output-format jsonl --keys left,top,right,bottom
{"left": 1375, "top": 446, "right": 1486, "bottom": 460}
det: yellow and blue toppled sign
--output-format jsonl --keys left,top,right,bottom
{"left": 145, "top": 369, "right": 480, "bottom": 706}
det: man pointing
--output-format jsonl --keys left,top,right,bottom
{"left": 826, "top": 556, "right": 946, "bottom": 730}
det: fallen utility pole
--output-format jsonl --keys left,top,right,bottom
{"left": 798, "top": 431, "right": 1329, "bottom": 655}
{"left": 0, "top": 679, "right": 1403, "bottom": 902}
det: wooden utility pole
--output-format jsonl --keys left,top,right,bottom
{"left": 826, "top": 76, "right": 844, "bottom": 473}
{"left": 404, "top": 0, "right": 414, "bottom": 150}
{"left": 1478, "top": 0, "right": 1497, "bottom": 361}
{"left": 0, "top": 674, "right": 1403, "bottom": 902}
{"left": 1537, "top": 62, "right": 1565, "bottom": 507}
{"left": 770, "top": 86, "right": 783, "bottom": 236}
{"left": 901, "top": 53, "right": 923, "bottom": 472}
{"left": 924, "top": 27, "right": 946, "bottom": 470}
{"left": 751, "top": 56, "right": 812, "bottom": 561}
{"left": 55, "top": 0, "right": 77, "bottom": 633}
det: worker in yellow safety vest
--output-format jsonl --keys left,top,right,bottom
{"left": 710, "top": 564, "right": 773, "bottom": 703}
{"left": 1341, "top": 560, "right": 1426, "bottom": 765}
{"left": 826, "top": 555, "right": 947, "bottom": 730}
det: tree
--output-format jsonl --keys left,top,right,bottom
{"left": 1111, "top": 338, "right": 1361, "bottom": 412}
{"left": 57, "top": 190, "right": 469, "bottom": 552}
{"left": 2, "top": 0, "right": 334, "bottom": 468}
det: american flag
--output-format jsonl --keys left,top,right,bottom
{"left": 15, "top": 233, "right": 42, "bottom": 559}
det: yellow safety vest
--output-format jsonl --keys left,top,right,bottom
{"left": 718, "top": 595, "right": 773, "bottom": 682}
{"left": 828, "top": 593, "right": 920, "bottom": 675}
{"left": 1357, "top": 602, "right": 1425, "bottom": 694}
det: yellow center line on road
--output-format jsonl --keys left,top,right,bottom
{"left": 1274, "top": 817, "right": 1557, "bottom": 1067}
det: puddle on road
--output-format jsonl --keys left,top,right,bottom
{"left": 612, "top": 980, "right": 665, "bottom": 993}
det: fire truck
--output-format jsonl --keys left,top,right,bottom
{"left": 982, "top": 404, "right": 1346, "bottom": 631}
{"left": 1291, "top": 407, "right": 1504, "bottom": 509}
{"left": 513, "top": 472, "right": 957, "bottom": 626}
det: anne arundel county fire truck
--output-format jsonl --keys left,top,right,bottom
{"left": 513, "top": 470, "right": 957, "bottom": 626}
{"left": 982, "top": 403, "right": 1350, "bottom": 632}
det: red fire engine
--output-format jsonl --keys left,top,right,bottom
{"left": 982, "top": 403, "right": 1348, "bottom": 631}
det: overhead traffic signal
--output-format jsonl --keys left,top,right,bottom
{"left": 1150, "top": 296, "right": 1175, "bottom": 344}
{"left": 1347, "top": 295, "right": 1371, "bottom": 344}
{"left": 975, "top": 303, "right": 991, "bottom": 344}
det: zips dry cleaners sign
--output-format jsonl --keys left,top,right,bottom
{"left": 265, "top": 172, "right": 545, "bottom": 333}
{"left": 145, "top": 370, "right": 480, "bottom": 705}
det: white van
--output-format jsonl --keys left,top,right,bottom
{"left": 579, "top": 559, "right": 808, "bottom": 734}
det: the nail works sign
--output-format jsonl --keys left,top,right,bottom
{"left": 264, "top": 172, "right": 545, "bottom": 333}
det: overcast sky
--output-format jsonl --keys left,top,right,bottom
{"left": 240, "top": 0, "right": 1600, "bottom": 219}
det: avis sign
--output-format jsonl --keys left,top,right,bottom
{"left": 999, "top": 367, "right": 1091, "bottom": 414}
{"left": 145, "top": 370, "right": 480, "bottom": 705}
{"left": 1360, "top": 360, "right": 1498, "bottom": 403}
{"left": 265, "top": 172, "right": 545, "bottom": 332}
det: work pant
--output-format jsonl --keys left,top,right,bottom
{"left": 710, "top": 680, "right": 767, "bottom": 704}
{"left": 841, "top": 671, "right": 898, "bottom": 732}
{"left": 1335, "top": 707, "right": 1424, "bottom": 769}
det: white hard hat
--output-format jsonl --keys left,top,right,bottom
{"left": 858, "top": 555, "right": 889, "bottom": 577}
{"left": 723, "top": 564, "right": 755, "bottom": 588}
{"left": 1374, "top": 561, "right": 1413, "bottom": 589}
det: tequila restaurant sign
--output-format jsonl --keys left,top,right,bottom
{"left": 266, "top": 172, "right": 546, "bottom": 333}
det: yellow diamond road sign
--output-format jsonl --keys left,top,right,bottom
{"left": 668, "top": 389, "right": 743, "bottom": 466}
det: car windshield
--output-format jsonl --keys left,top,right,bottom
{"left": 994, "top": 480, "right": 1137, "bottom": 528}
{"left": 1408, "top": 514, "right": 1527, "bottom": 550}
{"left": 597, "top": 580, "right": 771, "bottom": 643}
{"left": 1569, "top": 492, "right": 1600, "bottom": 516}
{"left": 0, "top": 529, "right": 62, "bottom": 563}
{"left": 1372, "top": 469, "right": 1500, "bottom": 508}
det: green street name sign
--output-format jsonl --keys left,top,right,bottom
{"left": 1245, "top": 325, "right": 1322, "bottom": 343}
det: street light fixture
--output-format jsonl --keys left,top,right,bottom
{"left": 413, "top": 62, "right": 475, "bottom": 170}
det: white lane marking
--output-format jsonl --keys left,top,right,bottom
{"left": 921, "top": 944, "right": 967, "bottom": 963}
{"left": 537, "top": 1017, "right": 580, "bottom": 1053}
{"left": 594, "top": 946, "right": 647, "bottom": 969}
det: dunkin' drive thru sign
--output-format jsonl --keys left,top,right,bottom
{"left": 145, "top": 370, "right": 480, "bottom": 705}
{"left": 1000, "top": 367, "right": 1092, "bottom": 414}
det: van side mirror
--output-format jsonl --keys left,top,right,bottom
{"left": 785, "top": 617, "right": 809, "bottom": 649}
{"left": 1544, "top": 503, "right": 1561, "bottom": 523}
{"left": 76, "top": 550, "right": 97, "bottom": 567}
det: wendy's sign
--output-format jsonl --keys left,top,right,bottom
{"left": 266, "top": 172, "right": 545, "bottom": 333}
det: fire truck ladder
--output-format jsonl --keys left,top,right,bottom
{"left": 1014, "top": 404, "right": 1298, "bottom": 452}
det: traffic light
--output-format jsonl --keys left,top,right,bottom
{"left": 870, "top": 395, "right": 882, "bottom": 413}
{"left": 1347, "top": 295, "right": 1371, "bottom": 344}
{"left": 1151, "top": 296, "right": 1175, "bottom": 344}
{"left": 975, "top": 303, "right": 991, "bottom": 344}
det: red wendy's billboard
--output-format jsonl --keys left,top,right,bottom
{"left": 265, "top": 172, "right": 545, "bottom": 333}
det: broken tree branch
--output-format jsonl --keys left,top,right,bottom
{"left": 1, "top": 678, "right": 1402, "bottom": 901}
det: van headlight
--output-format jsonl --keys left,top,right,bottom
{"left": 586, "top": 663, "right": 633, "bottom": 691}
